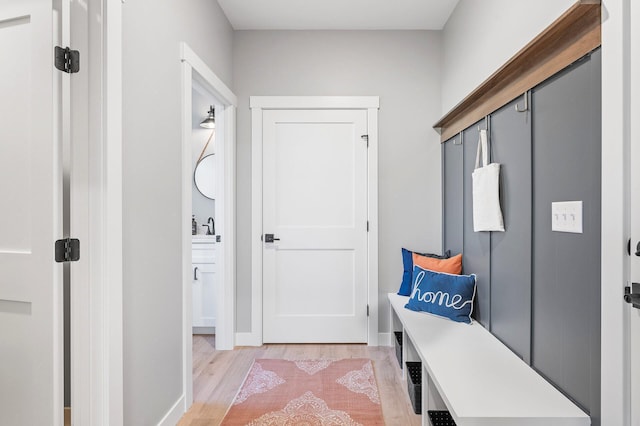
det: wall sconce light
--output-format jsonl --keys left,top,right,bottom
{"left": 200, "top": 105, "right": 215, "bottom": 129}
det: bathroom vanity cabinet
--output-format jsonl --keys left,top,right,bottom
{"left": 192, "top": 236, "right": 216, "bottom": 333}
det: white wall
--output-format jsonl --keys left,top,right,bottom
{"left": 233, "top": 30, "right": 443, "bottom": 334}
{"left": 441, "top": 0, "right": 575, "bottom": 113}
{"left": 121, "top": 0, "right": 233, "bottom": 424}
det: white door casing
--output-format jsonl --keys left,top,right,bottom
{"left": 600, "top": 0, "right": 630, "bottom": 424}
{"left": 262, "top": 109, "right": 369, "bottom": 343}
{"left": 250, "top": 96, "right": 379, "bottom": 346}
{"left": 0, "top": 0, "right": 63, "bottom": 424}
{"left": 180, "top": 42, "right": 237, "bottom": 411}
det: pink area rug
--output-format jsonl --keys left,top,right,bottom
{"left": 220, "top": 358, "right": 384, "bottom": 425}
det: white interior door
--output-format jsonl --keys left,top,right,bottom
{"left": 0, "top": 0, "right": 63, "bottom": 424}
{"left": 262, "top": 109, "right": 368, "bottom": 343}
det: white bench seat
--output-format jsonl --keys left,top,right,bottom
{"left": 388, "top": 293, "right": 590, "bottom": 426}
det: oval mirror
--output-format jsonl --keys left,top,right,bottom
{"left": 194, "top": 154, "right": 215, "bottom": 200}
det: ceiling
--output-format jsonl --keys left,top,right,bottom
{"left": 217, "top": 0, "right": 460, "bottom": 31}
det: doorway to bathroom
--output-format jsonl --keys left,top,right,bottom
{"left": 180, "top": 43, "right": 237, "bottom": 410}
{"left": 191, "top": 85, "right": 221, "bottom": 337}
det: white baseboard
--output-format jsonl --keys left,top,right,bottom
{"left": 192, "top": 326, "right": 215, "bottom": 335}
{"left": 235, "top": 332, "right": 391, "bottom": 347}
{"left": 235, "top": 332, "right": 262, "bottom": 347}
{"left": 378, "top": 332, "right": 392, "bottom": 347}
{"left": 157, "top": 394, "right": 185, "bottom": 426}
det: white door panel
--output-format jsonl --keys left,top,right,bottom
{"left": 263, "top": 109, "right": 368, "bottom": 343}
{"left": 0, "top": 1, "right": 63, "bottom": 424}
{"left": 274, "top": 250, "right": 355, "bottom": 316}
{"left": 272, "top": 121, "right": 358, "bottom": 228}
{"left": 0, "top": 17, "right": 32, "bottom": 257}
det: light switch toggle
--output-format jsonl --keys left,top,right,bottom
{"left": 551, "top": 201, "right": 583, "bottom": 233}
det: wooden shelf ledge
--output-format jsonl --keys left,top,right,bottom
{"left": 434, "top": 0, "right": 601, "bottom": 142}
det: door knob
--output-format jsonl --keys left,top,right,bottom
{"left": 624, "top": 283, "right": 640, "bottom": 309}
{"left": 264, "top": 234, "right": 280, "bottom": 243}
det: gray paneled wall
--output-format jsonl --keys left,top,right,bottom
{"left": 531, "top": 49, "right": 601, "bottom": 423}
{"left": 441, "top": 49, "right": 601, "bottom": 424}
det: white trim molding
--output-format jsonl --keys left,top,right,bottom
{"left": 367, "top": 106, "right": 379, "bottom": 346}
{"left": 69, "top": 0, "right": 91, "bottom": 424}
{"left": 250, "top": 105, "right": 264, "bottom": 346}
{"left": 601, "top": 1, "right": 631, "bottom": 425}
{"left": 181, "top": 44, "right": 237, "bottom": 107}
{"left": 180, "top": 42, "right": 237, "bottom": 412}
{"left": 250, "top": 96, "right": 380, "bottom": 347}
{"left": 179, "top": 56, "right": 194, "bottom": 410}
{"left": 88, "top": 0, "right": 124, "bottom": 424}
{"left": 156, "top": 394, "right": 185, "bottom": 426}
{"left": 378, "top": 333, "right": 392, "bottom": 347}
{"left": 250, "top": 96, "right": 379, "bottom": 110}
{"left": 104, "top": 0, "right": 125, "bottom": 422}
{"left": 69, "top": 0, "right": 124, "bottom": 423}
{"left": 235, "top": 332, "right": 262, "bottom": 347}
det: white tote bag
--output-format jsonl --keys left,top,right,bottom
{"left": 472, "top": 129, "right": 505, "bottom": 232}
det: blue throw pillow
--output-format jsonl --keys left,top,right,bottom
{"left": 398, "top": 248, "right": 451, "bottom": 296}
{"left": 404, "top": 266, "right": 476, "bottom": 324}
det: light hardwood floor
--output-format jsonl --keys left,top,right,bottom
{"left": 178, "top": 336, "right": 421, "bottom": 425}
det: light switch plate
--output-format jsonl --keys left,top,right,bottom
{"left": 551, "top": 201, "right": 583, "bottom": 233}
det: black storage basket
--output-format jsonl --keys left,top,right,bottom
{"left": 427, "top": 410, "right": 457, "bottom": 426}
{"left": 394, "top": 331, "right": 403, "bottom": 367}
{"left": 405, "top": 361, "right": 422, "bottom": 415}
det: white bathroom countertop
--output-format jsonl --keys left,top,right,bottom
{"left": 192, "top": 235, "right": 216, "bottom": 243}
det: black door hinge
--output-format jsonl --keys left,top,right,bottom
{"left": 367, "top": 304, "right": 370, "bottom": 317}
{"left": 55, "top": 46, "right": 80, "bottom": 73}
{"left": 367, "top": 221, "right": 369, "bottom": 232}
{"left": 55, "top": 238, "right": 80, "bottom": 263}
{"left": 361, "top": 135, "right": 369, "bottom": 147}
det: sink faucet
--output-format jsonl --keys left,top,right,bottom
{"left": 207, "top": 217, "right": 215, "bottom": 235}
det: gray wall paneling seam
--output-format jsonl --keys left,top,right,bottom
{"left": 443, "top": 134, "right": 464, "bottom": 257}
{"left": 531, "top": 49, "right": 601, "bottom": 423}
{"left": 441, "top": 137, "right": 445, "bottom": 255}
{"left": 440, "top": 140, "right": 451, "bottom": 254}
